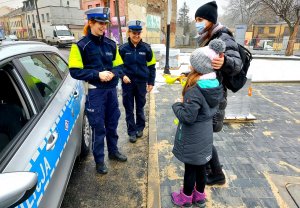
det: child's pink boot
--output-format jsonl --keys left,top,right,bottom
{"left": 193, "top": 188, "right": 206, "bottom": 207}
{"left": 171, "top": 188, "right": 193, "bottom": 207}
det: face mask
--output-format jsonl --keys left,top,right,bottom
{"left": 195, "top": 22, "right": 206, "bottom": 33}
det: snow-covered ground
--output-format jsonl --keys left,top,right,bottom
{"left": 155, "top": 53, "right": 300, "bottom": 89}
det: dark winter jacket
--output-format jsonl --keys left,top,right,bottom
{"left": 201, "top": 26, "right": 243, "bottom": 132}
{"left": 119, "top": 38, "right": 156, "bottom": 85}
{"left": 172, "top": 81, "right": 223, "bottom": 165}
{"left": 68, "top": 32, "right": 124, "bottom": 89}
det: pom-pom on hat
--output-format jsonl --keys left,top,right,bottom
{"left": 190, "top": 39, "right": 226, "bottom": 75}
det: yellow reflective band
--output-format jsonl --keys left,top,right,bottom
{"left": 147, "top": 49, "right": 156, "bottom": 66}
{"left": 31, "top": 76, "right": 41, "bottom": 84}
{"left": 68, "top": 44, "right": 83, "bottom": 69}
{"left": 113, "top": 46, "right": 124, "bottom": 67}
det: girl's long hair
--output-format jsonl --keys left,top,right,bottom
{"left": 83, "top": 19, "right": 96, "bottom": 36}
{"left": 182, "top": 70, "right": 202, "bottom": 96}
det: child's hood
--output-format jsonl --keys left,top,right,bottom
{"left": 197, "top": 79, "right": 223, "bottom": 108}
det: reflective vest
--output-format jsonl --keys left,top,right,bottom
{"left": 68, "top": 32, "right": 123, "bottom": 89}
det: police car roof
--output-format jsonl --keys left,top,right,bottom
{"left": 0, "top": 41, "right": 60, "bottom": 62}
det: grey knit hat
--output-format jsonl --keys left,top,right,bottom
{"left": 190, "top": 39, "right": 226, "bottom": 75}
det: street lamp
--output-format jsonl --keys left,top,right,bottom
{"left": 163, "top": 0, "right": 172, "bottom": 74}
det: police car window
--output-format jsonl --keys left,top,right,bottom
{"left": 47, "top": 53, "right": 69, "bottom": 76}
{"left": 18, "top": 55, "right": 62, "bottom": 103}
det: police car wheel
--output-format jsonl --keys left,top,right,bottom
{"left": 80, "top": 114, "right": 91, "bottom": 158}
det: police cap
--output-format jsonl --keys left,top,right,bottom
{"left": 128, "top": 20, "right": 145, "bottom": 32}
{"left": 85, "top": 7, "right": 110, "bottom": 23}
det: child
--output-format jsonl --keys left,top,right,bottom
{"left": 171, "top": 39, "right": 225, "bottom": 207}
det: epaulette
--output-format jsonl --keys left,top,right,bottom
{"left": 119, "top": 42, "right": 129, "bottom": 50}
{"left": 140, "top": 41, "right": 152, "bottom": 51}
{"left": 77, "top": 36, "right": 91, "bottom": 50}
{"left": 104, "top": 36, "right": 117, "bottom": 47}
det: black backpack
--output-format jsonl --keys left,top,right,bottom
{"left": 222, "top": 43, "right": 253, "bottom": 93}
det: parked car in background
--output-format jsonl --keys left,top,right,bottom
{"left": 6, "top": 34, "right": 19, "bottom": 41}
{"left": 45, "top": 25, "right": 76, "bottom": 47}
{"left": 0, "top": 41, "right": 91, "bottom": 208}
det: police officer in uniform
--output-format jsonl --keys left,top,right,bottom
{"left": 68, "top": 7, "right": 127, "bottom": 174}
{"left": 119, "top": 20, "right": 156, "bottom": 143}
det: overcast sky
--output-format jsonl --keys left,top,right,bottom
{"left": 0, "top": 0, "right": 228, "bottom": 17}
{"left": 177, "top": 0, "right": 228, "bottom": 19}
{"left": 0, "top": 0, "right": 23, "bottom": 8}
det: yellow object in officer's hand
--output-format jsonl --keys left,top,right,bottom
{"left": 173, "top": 118, "right": 179, "bottom": 125}
{"left": 163, "top": 74, "right": 178, "bottom": 85}
{"left": 180, "top": 77, "right": 187, "bottom": 87}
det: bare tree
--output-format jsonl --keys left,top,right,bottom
{"left": 177, "top": 1, "right": 190, "bottom": 35}
{"left": 260, "top": 0, "right": 300, "bottom": 56}
{"left": 221, "top": 0, "right": 275, "bottom": 27}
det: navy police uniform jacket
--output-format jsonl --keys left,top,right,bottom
{"left": 68, "top": 32, "right": 124, "bottom": 89}
{"left": 119, "top": 38, "right": 156, "bottom": 85}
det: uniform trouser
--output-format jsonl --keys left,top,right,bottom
{"left": 122, "top": 82, "right": 147, "bottom": 136}
{"left": 85, "top": 88, "right": 120, "bottom": 164}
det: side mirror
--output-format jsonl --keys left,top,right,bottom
{"left": 53, "top": 31, "right": 57, "bottom": 37}
{"left": 0, "top": 172, "right": 38, "bottom": 207}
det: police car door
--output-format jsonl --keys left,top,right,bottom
{"left": 1, "top": 53, "right": 82, "bottom": 208}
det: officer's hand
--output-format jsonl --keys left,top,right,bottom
{"left": 107, "top": 72, "right": 115, "bottom": 81}
{"left": 99, "top": 71, "right": 112, "bottom": 82}
{"left": 123, "top": 76, "right": 131, "bottom": 84}
{"left": 147, "top": 85, "right": 153, "bottom": 92}
{"left": 212, "top": 53, "right": 224, "bottom": 70}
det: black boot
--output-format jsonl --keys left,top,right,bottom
{"left": 96, "top": 162, "right": 108, "bottom": 174}
{"left": 108, "top": 151, "right": 127, "bottom": 162}
{"left": 206, "top": 171, "right": 225, "bottom": 185}
{"left": 136, "top": 130, "right": 143, "bottom": 138}
{"left": 129, "top": 135, "right": 137, "bottom": 143}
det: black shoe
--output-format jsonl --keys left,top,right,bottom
{"left": 136, "top": 130, "right": 143, "bottom": 138}
{"left": 206, "top": 173, "right": 226, "bottom": 185}
{"left": 96, "top": 162, "right": 108, "bottom": 174}
{"left": 129, "top": 135, "right": 137, "bottom": 143}
{"left": 108, "top": 152, "right": 127, "bottom": 162}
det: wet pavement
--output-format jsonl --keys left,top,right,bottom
{"left": 155, "top": 81, "right": 300, "bottom": 208}
{"left": 61, "top": 92, "right": 149, "bottom": 208}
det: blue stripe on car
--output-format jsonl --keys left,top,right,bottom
{"left": 18, "top": 81, "right": 84, "bottom": 208}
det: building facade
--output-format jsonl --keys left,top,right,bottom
{"left": 7, "top": 8, "right": 27, "bottom": 39}
{"left": 252, "top": 22, "right": 300, "bottom": 50}
{"left": 22, "top": 0, "right": 84, "bottom": 40}
{"left": 81, "top": 0, "right": 177, "bottom": 46}
{"left": 0, "top": 6, "right": 14, "bottom": 36}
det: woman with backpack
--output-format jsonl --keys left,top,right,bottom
{"left": 194, "top": 1, "right": 243, "bottom": 185}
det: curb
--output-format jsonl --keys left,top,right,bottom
{"left": 147, "top": 92, "right": 161, "bottom": 208}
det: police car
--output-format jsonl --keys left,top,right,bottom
{"left": 0, "top": 41, "right": 91, "bottom": 208}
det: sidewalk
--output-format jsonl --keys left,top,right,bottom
{"left": 151, "top": 78, "right": 300, "bottom": 207}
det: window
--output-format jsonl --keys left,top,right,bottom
{"left": 0, "top": 64, "right": 30, "bottom": 154}
{"left": 88, "top": 5, "right": 92, "bottom": 9}
{"left": 46, "top": 13, "right": 50, "bottom": 22}
{"left": 32, "top": 14, "right": 35, "bottom": 23}
{"left": 258, "top": 27, "right": 264, "bottom": 34}
{"left": 269, "top": 27, "right": 275, "bottom": 34}
{"left": 47, "top": 53, "right": 69, "bottom": 76}
{"left": 96, "top": 4, "right": 100, "bottom": 7}
{"left": 18, "top": 55, "right": 62, "bottom": 104}
{"left": 42, "top": 14, "right": 45, "bottom": 22}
